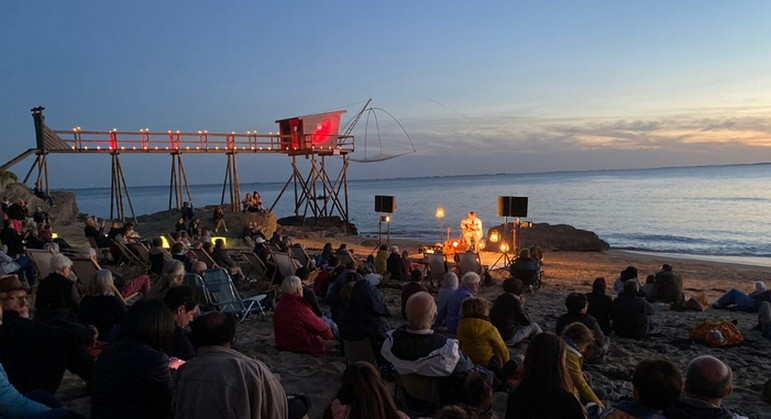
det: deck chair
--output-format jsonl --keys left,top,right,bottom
{"left": 86, "top": 236, "right": 111, "bottom": 260}
{"left": 183, "top": 272, "right": 213, "bottom": 310}
{"left": 337, "top": 251, "right": 358, "bottom": 270}
{"left": 424, "top": 253, "right": 448, "bottom": 288}
{"left": 113, "top": 241, "right": 145, "bottom": 269}
{"left": 26, "top": 248, "right": 55, "bottom": 283}
{"left": 241, "top": 252, "right": 276, "bottom": 283}
{"left": 342, "top": 337, "right": 378, "bottom": 367}
{"left": 395, "top": 373, "right": 443, "bottom": 416}
{"left": 457, "top": 251, "right": 483, "bottom": 278}
{"left": 70, "top": 257, "right": 128, "bottom": 305}
{"left": 202, "top": 268, "right": 266, "bottom": 321}
{"left": 191, "top": 247, "right": 219, "bottom": 269}
{"left": 272, "top": 251, "right": 301, "bottom": 280}
{"left": 128, "top": 243, "right": 152, "bottom": 272}
{"left": 288, "top": 246, "right": 315, "bottom": 270}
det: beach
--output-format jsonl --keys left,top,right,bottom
{"left": 50, "top": 215, "right": 771, "bottom": 419}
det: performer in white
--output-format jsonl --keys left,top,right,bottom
{"left": 461, "top": 211, "right": 483, "bottom": 252}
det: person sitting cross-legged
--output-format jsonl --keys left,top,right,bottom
{"left": 490, "top": 277, "right": 543, "bottom": 346}
{"left": 173, "top": 311, "right": 310, "bottom": 419}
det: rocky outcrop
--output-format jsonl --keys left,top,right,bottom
{"left": 487, "top": 222, "right": 609, "bottom": 252}
{"left": 0, "top": 179, "right": 79, "bottom": 226}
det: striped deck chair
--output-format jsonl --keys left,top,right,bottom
{"left": 457, "top": 251, "right": 483, "bottom": 278}
{"left": 241, "top": 251, "right": 276, "bottom": 283}
{"left": 424, "top": 252, "right": 448, "bottom": 288}
{"left": 271, "top": 251, "right": 301, "bottom": 280}
{"left": 26, "top": 248, "right": 54, "bottom": 283}
{"left": 70, "top": 257, "right": 129, "bottom": 305}
{"left": 191, "top": 247, "right": 219, "bottom": 269}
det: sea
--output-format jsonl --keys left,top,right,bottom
{"left": 63, "top": 163, "right": 771, "bottom": 267}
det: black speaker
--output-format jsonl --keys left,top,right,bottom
{"left": 375, "top": 195, "right": 396, "bottom": 213}
{"left": 497, "top": 196, "right": 528, "bottom": 217}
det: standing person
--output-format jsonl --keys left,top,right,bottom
{"left": 6, "top": 199, "right": 26, "bottom": 233}
{"left": 173, "top": 312, "right": 309, "bottom": 419}
{"left": 212, "top": 206, "right": 227, "bottom": 233}
{"left": 461, "top": 211, "right": 483, "bottom": 252}
{"left": 180, "top": 201, "right": 194, "bottom": 221}
{"left": 505, "top": 333, "right": 587, "bottom": 419}
{"left": 490, "top": 277, "right": 543, "bottom": 346}
{"left": 323, "top": 361, "right": 408, "bottom": 419}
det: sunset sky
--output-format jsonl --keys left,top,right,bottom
{"left": 2, "top": 1, "right": 771, "bottom": 187}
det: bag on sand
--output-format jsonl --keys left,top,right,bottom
{"left": 689, "top": 320, "right": 744, "bottom": 347}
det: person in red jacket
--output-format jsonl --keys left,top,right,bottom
{"left": 273, "top": 275, "right": 334, "bottom": 356}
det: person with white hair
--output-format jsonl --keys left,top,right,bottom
{"left": 436, "top": 272, "right": 459, "bottom": 310}
{"left": 386, "top": 245, "right": 406, "bottom": 281}
{"left": 434, "top": 272, "right": 481, "bottom": 334}
{"left": 78, "top": 269, "right": 126, "bottom": 339}
{"left": 148, "top": 259, "right": 186, "bottom": 300}
{"left": 273, "top": 275, "right": 333, "bottom": 356}
{"left": 35, "top": 253, "right": 79, "bottom": 321}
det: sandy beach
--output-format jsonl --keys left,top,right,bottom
{"left": 50, "top": 215, "right": 771, "bottom": 418}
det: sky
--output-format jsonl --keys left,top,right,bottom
{"left": 3, "top": 1, "right": 771, "bottom": 188}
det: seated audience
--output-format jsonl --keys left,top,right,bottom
{"left": 652, "top": 264, "right": 684, "bottom": 306}
{"left": 35, "top": 254, "right": 79, "bottom": 322}
{"left": 509, "top": 248, "right": 540, "bottom": 287}
{"left": 386, "top": 245, "right": 406, "bottom": 281}
{"left": 148, "top": 238, "right": 171, "bottom": 276}
{"left": 209, "top": 238, "right": 244, "bottom": 282}
{"left": 381, "top": 292, "right": 476, "bottom": 403}
{"left": 456, "top": 370, "right": 495, "bottom": 419}
{"left": 664, "top": 355, "right": 748, "bottom": 419}
{"left": 0, "top": 275, "right": 95, "bottom": 394}
{"left": 556, "top": 292, "right": 609, "bottom": 360}
{"left": 186, "top": 218, "right": 200, "bottom": 239}
{"left": 91, "top": 299, "right": 174, "bottom": 419}
{"left": 148, "top": 259, "right": 185, "bottom": 300}
{"left": 173, "top": 312, "right": 309, "bottom": 419}
{"left": 612, "top": 280, "right": 654, "bottom": 339}
{"left": 505, "top": 333, "right": 586, "bottom": 419}
{"left": 79, "top": 248, "right": 150, "bottom": 299}
{"left": 273, "top": 276, "right": 334, "bottom": 356}
{"left": 174, "top": 217, "right": 186, "bottom": 233}
{"left": 489, "top": 277, "right": 542, "bottom": 346}
{"left": 601, "top": 359, "right": 682, "bottom": 419}
{"left": 1, "top": 220, "right": 25, "bottom": 257}
{"left": 435, "top": 272, "right": 481, "bottom": 334}
{"left": 401, "top": 250, "right": 416, "bottom": 276}
{"left": 641, "top": 274, "right": 656, "bottom": 301}
{"left": 84, "top": 217, "right": 111, "bottom": 248}
{"left": 713, "top": 281, "right": 771, "bottom": 312}
{"left": 170, "top": 242, "right": 194, "bottom": 272}
{"left": 77, "top": 269, "right": 126, "bottom": 340}
{"left": 612, "top": 266, "right": 641, "bottom": 295}
{"left": 401, "top": 269, "right": 428, "bottom": 319}
{"left": 374, "top": 244, "right": 389, "bottom": 275}
{"left": 561, "top": 322, "right": 604, "bottom": 408}
{"left": 296, "top": 267, "right": 323, "bottom": 317}
{"left": 436, "top": 272, "right": 459, "bottom": 311}
{"left": 457, "top": 297, "right": 509, "bottom": 368}
{"left": 322, "top": 361, "right": 408, "bottom": 419}
{"left": 162, "top": 285, "right": 199, "bottom": 361}
{"left": 338, "top": 271, "right": 391, "bottom": 354}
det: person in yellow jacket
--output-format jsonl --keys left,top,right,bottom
{"left": 456, "top": 297, "right": 509, "bottom": 368}
{"left": 562, "top": 322, "right": 605, "bottom": 409}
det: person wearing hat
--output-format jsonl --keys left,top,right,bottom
{"left": 713, "top": 281, "right": 771, "bottom": 312}
{"left": 0, "top": 274, "right": 96, "bottom": 395}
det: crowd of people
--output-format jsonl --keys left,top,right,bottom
{"left": 0, "top": 193, "right": 769, "bottom": 418}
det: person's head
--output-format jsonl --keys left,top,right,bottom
{"left": 632, "top": 359, "right": 682, "bottom": 410}
{"left": 295, "top": 266, "right": 310, "bottom": 282}
{"left": 522, "top": 332, "right": 572, "bottom": 393}
{"left": 281, "top": 275, "right": 303, "bottom": 296}
{"left": 565, "top": 292, "right": 588, "bottom": 314}
{"left": 85, "top": 217, "right": 96, "bottom": 227}
{"left": 121, "top": 299, "right": 175, "bottom": 352}
{"left": 152, "top": 237, "right": 164, "bottom": 248}
{"left": 443, "top": 272, "right": 459, "bottom": 290}
{"left": 623, "top": 279, "right": 640, "bottom": 294}
{"left": 192, "top": 260, "right": 207, "bottom": 275}
{"left": 410, "top": 269, "right": 423, "bottom": 282}
{"left": 202, "top": 242, "right": 214, "bottom": 253}
{"left": 645, "top": 274, "right": 656, "bottom": 284}
{"left": 390, "top": 245, "right": 399, "bottom": 254}
{"left": 562, "top": 322, "right": 594, "bottom": 353}
{"left": 519, "top": 248, "right": 530, "bottom": 259}
{"left": 177, "top": 217, "right": 184, "bottom": 225}
{"left": 461, "top": 272, "right": 481, "bottom": 292}
{"left": 161, "top": 259, "right": 186, "bottom": 288}
{"left": 405, "top": 291, "right": 437, "bottom": 331}
{"left": 662, "top": 264, "right": 673, "bottom": 272}
{"left": 200, "top": 227, "right": 210, "bottom": 236}
{"left": 171, "top": 242, "right": 184, "bottom": 254}
{"left": 214, "top": 238, "right": 225, "bottom": 249}
{"left": 50, "top": 253, "right": 73, "bottom": 276}
{"left": 461, "top": 297, "right": 489, "bottom": 319}
{"left": 434, "top": 405, "right": 478, "bottom": 419}
{"left": 335, "top": 361, "right": 401, "bottom": 419}
{"left": 0, "top": 275, "right": 30, "bottom": 318}
{"left": 502, "top": 277, "right": 524, "bottom": 296}
{"left": 468, "top": 211, "right": 476, "bottom": 218}
{"left": 379, "top": 244, "right": 388, "bottom": 251}
{"left": 163, "top": 285, "right": 200, "bottom": 328}
{"left": 457, "top": 370, "right": 494, "bottom": 417}
{"left": 620, "top": 266, "right": 638, "bottom": 280}
{"left": 88, "top": 269, "right": 116, "bottom": 296}
{"left": 42, "top": 241, "right": 59, "bottom": 253}
{"left": 338, "top": 243, "right": 348, "bottom": 251}
{"left": 80, "top": 247, "right": 97, "bottom": 259}
{"left": 191, "top": 311, "right": 236, "bottom": 347}
{"left": 754, "top": 281, "right": 767, "bottom": 293}
{"left": 402, "top": 250, "right": 409, "bottom": 259}
{"left": 684, "top": 355, "right": 734, "bottom": 403}
{"left": 323, "top": 242, "right": 333, "bottom": 251}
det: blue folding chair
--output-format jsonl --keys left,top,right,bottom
{"left": 183, "top": 273, "right": 213, "bottom": 311}
{"left": 202, "top": 268, "right": 266, "bottom": 322}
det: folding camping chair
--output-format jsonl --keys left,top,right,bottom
{"left": 202, "top": 268, "right": 266, "bottom": 321}
{"left": 456, "top": 251, "right": 483, "bottom": 278}
{"left": 424, "top": 252, "right": 448, "bottom": 288}
{"left": 183, "top": 272, "right": 213, "bottom": 311}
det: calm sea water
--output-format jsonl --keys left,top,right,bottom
{"left": 64, "top": 164, "right": 771, "bottom": 260}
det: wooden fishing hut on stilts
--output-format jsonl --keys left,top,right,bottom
{"left": 0, "top": 106, "right": 355, "bottom": 229}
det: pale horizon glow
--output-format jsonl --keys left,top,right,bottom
{"left": 2, "top": 1, "right": 771, "bottom": 187}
